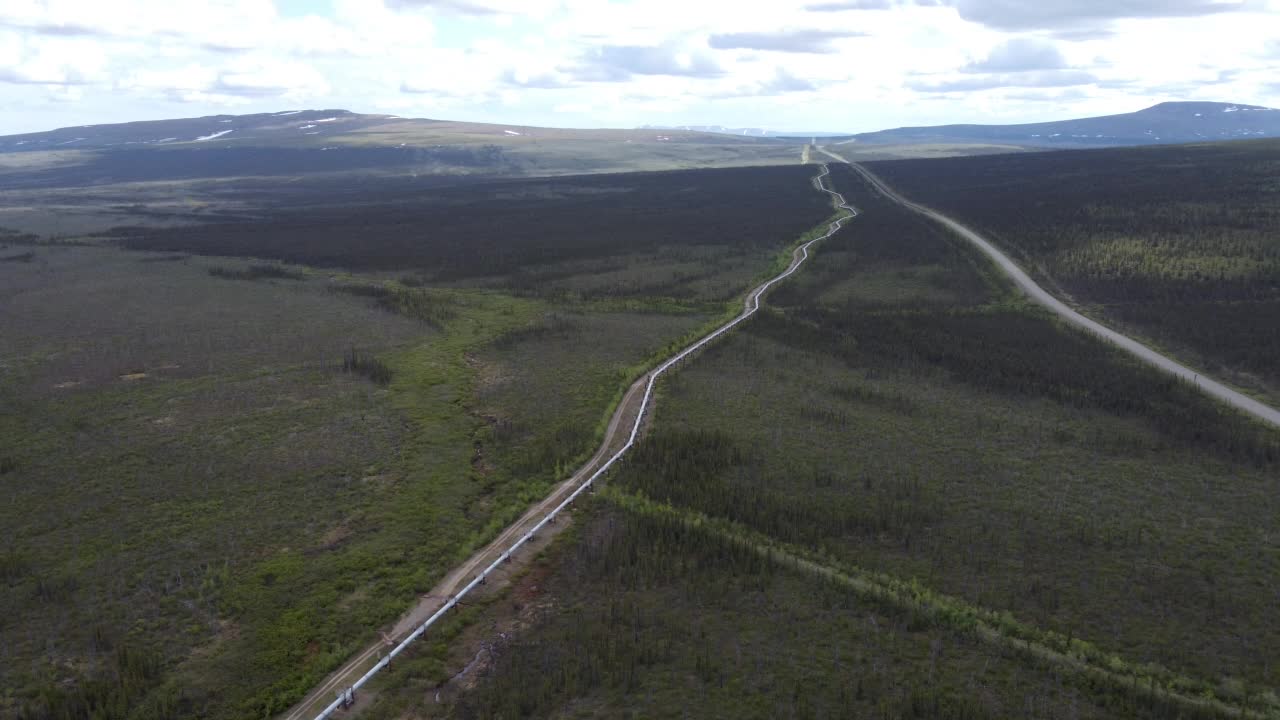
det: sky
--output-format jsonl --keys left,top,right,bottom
{"left": 2, "top": 0, "right": 1279, "bottom": 135}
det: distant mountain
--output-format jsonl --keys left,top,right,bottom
{"left": 840, "top": 102, "right": 1280, "bottom": 148}
{"left": 0, "top": 110, "right": 391, "bottom": 152}
{"left": 0, "top": 110, "right": 798, "bottom": 193}
{"left": 0, "top": 110, "right": 786, "bottom": 154}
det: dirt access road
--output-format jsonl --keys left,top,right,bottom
{"left": 817, "top": 146, "right": 1280, "bottom": 429}
{"left": 282, "top": 164, "right": 856, "bottom": 720}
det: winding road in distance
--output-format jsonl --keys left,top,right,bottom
{"left": 816, "top": 146, "right": 1280, "bottom": 429}
{"left": 287, "top": 163, "right": 856, "bottom": 720}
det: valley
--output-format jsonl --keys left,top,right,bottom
{"left": 4, "top": 102, "right": 1280, "bottom": 720}
{"left": 353, "top": 160, "right": 1280, "bottom": 719}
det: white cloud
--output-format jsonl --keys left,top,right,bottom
{"left": 944, "top": 0, "right": 1252, "bottom": 32}
{"left": 0, "top": 0, "right": 1276, "bottom": 135}
{"left": 119, "top": 59, "right": 329, "bottom": 104}
{"left": 964, "top": 38, "right": 1068, "bottom": 72}
{"left": 708, "top": 29, "right": 867, "bottom": 53}
{"left": 0, "top": 31, "right": 108, "bottom": 85}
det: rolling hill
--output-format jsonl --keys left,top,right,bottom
{"left": 0, "top": 109, "right": 787, "bottom": 155}
{"left": 0, "top": 110, "right": 802, "bottom": 198}
{"left": 839, "top": 101, "right": 1280, "bottom": 148}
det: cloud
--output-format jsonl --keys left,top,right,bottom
{"left": 383, "top": 0, "right": 494, "bottom": 13}
{"left": 501, "top": 68, "right": 574, "bottom": 89}
{"left": 707, "top": 67, "right": 821, "bottom": 99}
{"left": 120, "top": 59, "right": 329, "bottom": 102}
{"left": 760, "top": 68, "right": 817, "bottom": 93}
{"left": 805, "top": 0, "right": 892, "bottom": 10}
{"left": 1, "top": 0, "right": 1275, "bottom": 138}
{"left": 963, "top": 38, "right": 1067, "bottom": 73}
{"left": 0, "top": 34, "right": 107, "bottom": 86}
{"left": 383, "top": 0, "right": 549, "bottom": 15}
{"left": 0, "top": 6, "right": 107, "bottom": 38}
{"left": 0, "top": 65, "right": 89, "bottom": 84}
{"left": 213, "top": 62, "right": 329, "bottom": 98}
{"left": 908, "top": 69, "right": 1098, "bottom": 92}
{"left": 945, "top": 0, "right": 1249, "bottom": 31}
{"left": 807, "top": 0, "right": 948, "bottom": 8}
{"left": 1002, "top": 87, "right": 1092, "bottom": 102}
{"left": 569, "top": 43, "right": 723, "bottom": 81}
{"left": 0, "top": 0, "right": 281, "bottom": 42}
{"left": 708, "top": 29, "right": 866, "bottom": 53}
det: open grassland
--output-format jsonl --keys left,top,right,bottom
{"left": 827, "top": 141, "right": 1031, "bottom": 160}
{"left": 866, "top": 139, "right": 1280, "bottom": 404}
{"left": 0, "top": 126, "right": 798, "bottom": 235}
{"left": 0, "top": 165, "right": 831, "bottom": 719}
{"left": 0, "top": 131, "right": 799, "bottom": 240}
{"left": 372, "top": 163, "right": 1280, "bottom": 718}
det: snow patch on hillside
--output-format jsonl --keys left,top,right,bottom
{"left": 194, "top": 129, "right": 234, "bottom": 141}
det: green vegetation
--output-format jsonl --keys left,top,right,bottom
{"left": 375, "top": 163, "right": 1280, "bottom": 718}
{"left": 868, "top": 139, "right": 1280, "bottom": 403}
{"left": 342, "top": 346, "right": 394, "bottom": 386}
{"left": 367, "top": 500, "right": 1237, "bottom": 720}
{"left": 108, "top": 165, "right": 831, "bottom": 288}
{"left": 207, "top": 263, "right": 306, "bottom": 281}
{"left": 0, "top": 164, "right": 829, "bottom": 718}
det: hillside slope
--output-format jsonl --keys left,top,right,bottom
{"left": 844, "top": 102, "right": 1280, "bottom": 148}
{"left": 0, "top": 110, "right": 800, "bottom": 186}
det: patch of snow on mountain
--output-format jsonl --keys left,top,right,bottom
{"left": 1223, "top": 106, "right": 1239, "bottom": 113}
{"left": 194, "top": 129, "right": 234, "bottom": 141}
{"left": 315, "top": 117, "right": 339, "bottom": 123}
{"left": 275, "top": 110, "right": 304, "bottom": 116}
{"left": 299, "top": 124, "right": 317, "bottom": 129}
{"left": 504, "top": 130, "right": 521, "bottom": 136}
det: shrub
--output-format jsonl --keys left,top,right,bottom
{"left": 342, "top": 346, "right": 393, "bottom": 386}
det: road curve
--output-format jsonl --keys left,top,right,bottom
{"left": 281, "top": 377, "right": 649, "bottom": 720}
{"left": 816, "top": 146, "right": 1280, "bottom": 429}
{"left": 297, "top": 164, "right": 856, "bottom": 720}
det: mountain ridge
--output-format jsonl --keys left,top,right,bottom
{"left": 5, "top": 101, "right": 1278, "bottom": 154}
{"left": 0, "top": 109, "right": 787, "bottom": 154}
{"left": 840, "top": 101, "right": 1280, "bottom": 147}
